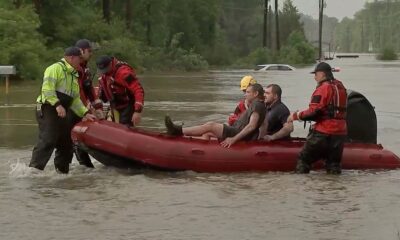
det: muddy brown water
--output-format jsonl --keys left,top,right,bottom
{"left": 1, "top": 55, "right": 400, "bottom": 240}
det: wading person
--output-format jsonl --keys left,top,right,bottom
{"left": 70, "top": 39, "right": 103, "bottom": 168}
{"left": 259, "top": 84, "right": 293, "bottom": 141}
{"left": 29, "top": 47, "right": 96, "bottom": 174}
{"left": 165, "top": 83, "right": 266, "bottom": 148}
{"left": 287, "top": 62, "right": 347, "bottom": 174}
{"left": 96, "top": 55, "right": 144, "bottom": 127}
{"left": 228, "top": 75, "right": 257, "bottom": 126}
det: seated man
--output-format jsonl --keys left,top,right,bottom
{"left": 165, "top": 83, "right": 266, "bottom": 148}
{"left": 228, "top": 75, "right": 257, "bottom": 126}
{"left": 259, "top": 84, "right": 293, "bottom": 141}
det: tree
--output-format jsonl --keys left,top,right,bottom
{"left": 275, "top": 0, "right": 280, "bottom": 51}
{"left": 280, "top": 0, "right": 303, "bottom": 45}
{"left": 0, "top": 5, "right": 49, "bottom": 79}
{"left": 103, "top": 0, "right": 110, "bottom": 23}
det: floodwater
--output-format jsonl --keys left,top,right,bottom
{"left": 1, "top": 55, "right": 400, "bottom": 240}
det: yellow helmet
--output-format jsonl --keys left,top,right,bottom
{"left": 240, "top": 76, "right": 257, "bottom": 90}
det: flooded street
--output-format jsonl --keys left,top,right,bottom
{"left": 1, "top": 55, "right": 400, "bottom": 239}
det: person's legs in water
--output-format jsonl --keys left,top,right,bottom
{"left": 30, "top": 105, "right": 60, "bottom": 171}
{"left": 165, "top": 116, "right": 224, "bottom": 138}
{"left": 54, "top": 112, "right": 74, "bottom": 174}
{"left": 118, "top": 104, "right": 134, "bottom": 127}
{"left": 68, "top": 111, "right": 94, "bottom": 168}
{"left": 296, "top": 131, "right": 328, "bottom": 174}
{"left": 325, "top": 135, "right": 345, "bottom": 175}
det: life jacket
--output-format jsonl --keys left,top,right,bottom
{"left": 100, "top": 60, "right": 134, "bottom": 109}
{"left": 326, "top": 79, "right": 347, "bottom": 120}
{"left": 228, "top": 99, "right": 248, "bottom": 126}
{"left": 313, "top": 79, "right": 347, "bottom": 135}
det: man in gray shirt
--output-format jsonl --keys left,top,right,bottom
{"left": 165, "top": 84, "right": 266, "bottom": 148}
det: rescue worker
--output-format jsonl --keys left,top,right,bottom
{"left": 165, "top": 83, "right": 266, "bottom": 148}
{"left": 287, "top": 62, "right": 347, "bottom": 174}
{"left": 75, "top": 39, "right": 103, "bottom": 113}
{"left": 70, "top": 39, "right": 103, "bottom": 168}
{"left": 228, "top": 76, "right": 257, "bottom": 126}
{"left": 96, "top": 55, "right": 144, "bottom": 126}
{"left": 29, "top": 47, "right": 96, "bottom": 174}
{"left": 259, "top": 84, "right": 293, "bottom": 141}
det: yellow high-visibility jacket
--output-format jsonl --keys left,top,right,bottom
{"left": 37, "top": 58, "right": 88, "bottom": 117}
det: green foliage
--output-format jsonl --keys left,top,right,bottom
{"left": 235, "top": 32, "right": 315, "bottom": 67}
{"left": 234, "top": 48, "right": 274, "bottom": 68}
{"left": 334, "top": 1, "right": 400, "bottom": 53}
{"left": 96, "top": 37, "right": 142, "bottom": 69}
{"left": 141, "top": 33, "right": 208, "bottom": 71}
{"left": 0, "top": 5, "right": 48, "bottom": 79}
{"left": 0, "top": 0, "right": 316, "bottom": 79}
{"left": 280, "top": 31, "right": 316, "bottom": 64}
{"left": 377, "top": 47, "right": 398, "bottom": 60}
{"left": 280, "top": 0, "right": 304, "bottom": 45}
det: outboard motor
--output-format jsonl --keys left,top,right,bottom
{"left": 346, "top": 90, "right": 377, "bottom": 144}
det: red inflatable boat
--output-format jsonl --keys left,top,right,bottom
{"left": 71, "top": 120, "right": 400, "bottom": 172}
{"left": 71, "top": 91, "right": 400, "bottom": 172}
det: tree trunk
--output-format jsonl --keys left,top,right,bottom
{"left": 275, "top": 0, "right": 280, "bottom": 51}
{"left": 103, "top": 0, "right": 111, "bottom": 23}
{"left": 14, "top": 0, "right": 22, "bottom": 8}
{"left": 146, "top": 2, "right": 151, "bottom": 45}
{"left": 268, "top": 5, "right": 273, "bottom": 49}
{"left": 32, "top": 0, "right": 41, "bottom": 13}
{"left": 126, "top": 0, "right": 132, "bottom": 28}
{"left": 263, "top": 0, "right": 269, "bottom": 48}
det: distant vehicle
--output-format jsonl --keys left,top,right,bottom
{"left": 255, "top": 64, "right": 296, "bottom": 71}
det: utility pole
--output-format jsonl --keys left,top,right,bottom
{"left": 268, "top": 5, "right": 272, "bottom": 49}
{"left": 361, "top": 21, "right": 364, "bottom": 52}
{"left": 263, "top": 0, "right": 269, "bottom": 48}
{"left": 318, "top": 0, "right": 324, "bottom": 60}
{"left": 275, "top": 0, "right": 280, "bottom": 51}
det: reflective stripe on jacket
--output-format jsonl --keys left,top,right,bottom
{"left": 36, "top": 58, "right": 88, "bottom": 117}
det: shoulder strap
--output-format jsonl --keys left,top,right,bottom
{"left": 112, "top": 61, "right": 132, "bottom": 79}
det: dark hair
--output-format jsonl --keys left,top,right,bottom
{"left": 75, "top": 39, "right": 91, "bottom": 49}
{"left": 266, "top": 84, "right": 282, "bottom": 99}
{"left": 326, "top": 71, "right": 334, "bottom": 81}
{"left": 248, "top": 83, "right": 265, "bottom": 99}
{"left": 64, "top": 46, "right": 81, "bottom": 57}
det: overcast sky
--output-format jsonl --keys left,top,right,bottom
{"left": 290, "top": 0, "right": 368, "bottom": 20}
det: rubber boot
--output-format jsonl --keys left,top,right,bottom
{"left": 55, "top": 164, "right": 69, "bottom": 174}
{"left": 326, "top": 163, "right": 342, "bottom": 175}
{"left": 165, "top": 116, "right": 183, "bottom": 136}
{"left": 295, "top": 160, "right": 311, "bottom": 174}
{"left": 74, "top": 146, "right": 95, "bottom": 168}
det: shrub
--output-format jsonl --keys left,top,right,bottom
{"left": 377, "top": 47, "right": 398, "bottom": 60}
{"left": 141, "top": 33, "right": 208, "bottom": 71}
{"left": 280, "top": 31, "right": 316, "bottom": 64}
{"left": 0, "top": 6, "right": 49, "bottom": 80}
{"left": 233, "top": 48, "right": 276, "bottom": 68}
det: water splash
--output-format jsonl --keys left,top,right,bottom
{"left": 9, "top": 160, "right": 45, "bottom": 178}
